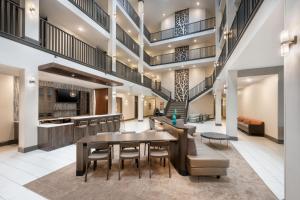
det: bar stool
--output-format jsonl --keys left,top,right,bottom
{"left": 107, "top": 117, "right": 114, "bottom": 132}
{"left": 113, "top": 116, "right": 121, "bottom": 132}
{"left": 99, "top": 119, "right": 108, "bottom": 132}
{"left": 74, "top": 121, "right": 88, "bottom": 142}
{"left": 89, "top": 119, "right": 99, "bottom": 136}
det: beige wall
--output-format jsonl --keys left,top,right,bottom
{"left": 116, "top": 93, "right": 135, "bottom": 120}
{"left": 144, "top": 96, "right": 156, "bottom": 116}
{"left": 0, "top": 74, "right": 14, "bottom": 143}
{"left": 238, "top": 75, "right": 279, "bottom": 139}
{"left": 188, "top": 94, "right": 214, "bottom": 115}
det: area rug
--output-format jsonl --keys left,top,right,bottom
{"left": 25, "top": 138, "right": 277, "bottom": 200}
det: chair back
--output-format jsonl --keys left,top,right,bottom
{"left": 120, "top": 142, "right": 140, "bottom": 150}
{"left": 149, "top": 141, "right": 169, "bottom": 150}
{"left": 87, "top": 142, "right": 109, "bottom": 153}
{"left": 89, "top": 119, "right": 98, "bottom": 126}
{"left": 78, "top": 120, "right": 88, "bottom": 127}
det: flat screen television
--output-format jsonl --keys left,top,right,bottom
{"left": 56, "top": 89, "right": 78, "bottom": 102}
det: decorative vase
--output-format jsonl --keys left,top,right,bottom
{"left": 172, "top": 109, "right": 177, "bottom": 125}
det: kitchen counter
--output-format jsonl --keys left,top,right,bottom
{"left": 38, "top": 122, "right": 74, "bottom": 128}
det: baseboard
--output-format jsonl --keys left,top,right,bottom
{"left": 264, "top": 134, "right": 284, "bottom": 144}
{"left": 229, "top": 136, "right": 238, "bottom": 141}
{"left": 122, "top": 118, "right": 136, "bottom": 121}
{"left": 18, "top": 145, "right": 38, "bottom": 153}
{"left": 138, "top": 120, "right": 144, "bottom": 122}
{"left": 0, "top": 139, "right": 18, "bottom": 147}
{"left": 215, "top": 123, "right": 222, "bottom": 126}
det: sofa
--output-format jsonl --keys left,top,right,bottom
{"left": 237, "top": 116, "right": 265, "bottom": 136}
{"left": 186, "top": 135, "right": 229, "bottom": 178}
{"left": 158, "top": 118, "right": 229, "bottom": 177}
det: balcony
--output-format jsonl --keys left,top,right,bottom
{"left": 0, "top": 0, "right": 25, "bottom": 38}
{"left": 116, "top": 24, "right": 139, "bottom": 56}
{"left": 216, "top": 0, "right": 264, "bottom": 77}
{"left": 117, "top": 0, "right": 140, "bottom": 28}
{"left": 68, "top": 0, "right": 110, "bottom": 32}
{"left": 219, "top": 6, "right": 226, "bottom": 41}
{"left": 144, "top": 46, "right": 216, "bottom": 66}
{"left": 144, "top": 17, "right": 215, "bottom": 43}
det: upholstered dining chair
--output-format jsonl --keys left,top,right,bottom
{"left": 148, "top": 141, "right": 171, "bottom": 178}
{"left": 84, "top": 142, "right": 111, "bottom": 182}
{"left": 118, "top": 142, "right": 141, "bottom": 180}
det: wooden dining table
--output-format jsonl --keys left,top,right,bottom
{"left": 76, "top": 131, "right": 177, "bottom": 176}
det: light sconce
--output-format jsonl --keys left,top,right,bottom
{"left": 223, "top": 29, "right": 232, "bottom": 40}
{"left": 214, "top": 61, "right": 220, "bottom": 67}
{"left": 29, "top": 5, "right": 36, "bottom": 14}
{"left": 29, "top": 77, "right": 36, "bottom": 84}
{"left": 280, "top": 30, "right": 297, "bottom": 56}
{"left": 105, "top": 95, "right": 108, "bottom": 100}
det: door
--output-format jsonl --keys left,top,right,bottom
{"left": 95, "top": 89, "right": 108, "bottom": 115}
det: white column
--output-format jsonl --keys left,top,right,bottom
{"left": 226, "top": 70, "right": 238, "bottom": 139}
{"left": 18, "top": 68, "right": 39, "bottom": 152}
{"left": 23, "top": 0, "right": 40, "bottom": 42}
{"left": 284, "top": 0, "right": 300, "bottom": 198}
{"left": 215, "top": 89, "right": 222, "bottom": 126}
{"left": 138, "top": 0, "right": 144, "bottom": 82}
{"left": 108, "top": 0, "right": 117, "bottom": 72}
{"left": 138, "top": 94, "right": 144, "bottom": 121}
{"left": 108, "top": 87, "right": 116, "bottom": 114}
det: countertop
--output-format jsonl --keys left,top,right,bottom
{"left": 38, "top": 122, "right": 74, "bottom": 128}
{"left": 39, "top": 113, "right": 122, "bottom": 122}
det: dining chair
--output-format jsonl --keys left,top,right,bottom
{"left": 118, "top": 142, "right": 141, "bottom": 180}
{"left": 84, "top": 142, "right": 111, "bottom": 182}
{"left": 148, "top": 141, "right": 171, "bottom": 178}
{"left": 89, "top": 119, "right": 99, "bottom": 135}
{"left": 74, "top": 120, "right": 88, "bottom": 142}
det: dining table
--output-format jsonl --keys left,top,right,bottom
{"left": 76, "top": 131, "right": 177, "bottom": 176}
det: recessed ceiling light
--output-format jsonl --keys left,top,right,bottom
{"left": 181, "top": 65, "right": 184, "bottom": 68}
{"left": 168, "top": 68, "right": 171, "bottom": 71}
{"left": 192, "top": 65, "right": 196, "bottom": 68}
{"left": 194, "top": 39, "right": 197, "bottom": 43}
{"left": 196, "top": 2, "right": 200, "bottom": 6}
{"left": 127, "top": 29, "right": 131, "bottom": 33}
{"left": 78, "top": 27, "right": 84, "bottom": 32}
{"left": 162, "top": 13, "right": 166, "bottom": 17}
{"left": 246, "top": 78, "right": 252, "bottom": 83}
{"left": 127, "top": 59, "right": 131, "bottom": 62}
{"left": 168, "top": 44, "right": 172, "bottom": 48}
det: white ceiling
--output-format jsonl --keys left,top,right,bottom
{"left": 139, "top": 0, "right": 215, "bottom": 32}
{"left": 40, "top": 0, "right": 109, "bottom": 51}
{"left": 238, "top": 75, "right": 276, "bottom": 89}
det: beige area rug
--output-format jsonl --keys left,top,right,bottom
{"left": 25, "top": 138, "right": 277, "bottom": 200}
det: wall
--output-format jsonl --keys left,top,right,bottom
{"left": 188, "top": 94, "right": 214, "bottom": 115}
{"left": 144, "top": 96, "right": 156, "bottom": 116}
{"left": 284, "top": 0, "right": 300, "bottom": 198}
{"left": 161, "top": 8, "right": 206, "bottom": 30}
{"left": 238, "top": 75, "right": 279, "bottom": 139}
{"left": 0, "top": 74, "right": 14, "bottom": 143}
{"left": 116, "top": 92, "right": 135, "bottom": 120}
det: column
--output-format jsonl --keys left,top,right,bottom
{"left": 108, "top": 0, "right": 117, "bottom": 72}
{"left": 226, "top": 70, "right": 238, "bottom": 140}
{"left": 138, "top": 0, "right": 144, "bottom": 83}
{"left": 284, "top": 0, "right": 300, "bottom": 198}
{"left": 22, "top": 0, "right": 40, "bottom": 43}
{"left": 18, "top": 68, "right": 39, "bottom": 153}
{"left": 215, "top": 89, "right": 222, "bottom": 126}
{"left": 108, "top": 87, "right": 117, "bottom": 114}
{"left": 138, "top": 94, "right": 144, "bottom": 122}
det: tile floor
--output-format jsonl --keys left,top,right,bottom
{"left": 0, "top": 118, "right": 284, "bottom": 200}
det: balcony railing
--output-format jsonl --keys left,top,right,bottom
{"left": 144, "top": 25, "right": 151, "bottom": 41}
{"left": 189, "top": 73, "right": 215, "bottom": 101}
{"left": 143, "top": 50, "right": 151, "bottom": 65}
{"left": 219, "top": 6, "right": 226, "bottom": 41}
{"left": 216, "top": 0, "right": 264, "bottom": 77}
{"left": 148, "top": 45, "right": 216, "bottom": 66}
{"left": 68, "top": 0, "right": 110, "bottom": 32}
{"left": 148, "top": 17, "right": 215, "bottom": 43}
{"left": 115, "top": 61, "right": 141, "bottom": 84}
{"left": 0, "top": 0, "right": 24, "bottom": 38}
{"left": 116, "top": 24, "right": 139, "bottom": 56}
{"left": 117, "top": 0, "right": 140, "bottom": 28}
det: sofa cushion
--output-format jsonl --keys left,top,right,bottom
{"left": 249, "top": 119, "right": 264, "bottom": 125}
{"left": 187, "top": 135, "right": 197, "bottom": 156}
{"left": 237, "top": 116, "right": 245, "bottom": 122}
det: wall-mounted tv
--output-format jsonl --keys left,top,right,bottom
{"left": 56, "top": 89, "right": 79, "bottom": 102}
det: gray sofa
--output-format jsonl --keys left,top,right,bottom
{"left": 186, "top": 135, "right": 230, "bottom": 178}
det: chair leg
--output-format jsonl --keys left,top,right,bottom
{"left": 93, "top": 160, "right": 97, "bottom": 171}
{"left": 122, "top": 160, "right": 124, "bottom": 169}
{"left": 118, "top": 158, "right": 121, "bottom": 180}
{"left": 163, "top": 158, "right": 166, "bottom": 167}
{"left": 138, "top": 158, "right": 141, "bottom": 179}
{"left": 144, "top": 143, "right": 147, "bottom": 155}
{"left": 136, "top": 159, "right": 138, "bottom": 168}
{"left": 85, "top": 161, "right": 88, "bottom": 182}
{"left": 106, "top": 159, "right": 109, "bottom": 180}
{"left": 168, "top": 157, "right": 171, "bottom": 178}
{"left": 149, "top": 157, "right": 152, "bottom": 178}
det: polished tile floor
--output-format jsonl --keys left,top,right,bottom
{"left": 0, "top": 118, "right": 284, "bottom": 200}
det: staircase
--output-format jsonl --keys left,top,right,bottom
{"left": 188, "top": 72, "right": 215, "bottom": 102}
{"left": 165, "top": 100, "right": 188, "bottom": 121}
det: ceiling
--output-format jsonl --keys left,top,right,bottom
{"left": 136, "top": 0, "right": 215, "bottom": 32}
{"left": 238, "top": 75, "right": 276, "bottom": 89}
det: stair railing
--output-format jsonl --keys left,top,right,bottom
{"left": 189, "top": 72, "right": 215, "bottom": 101}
